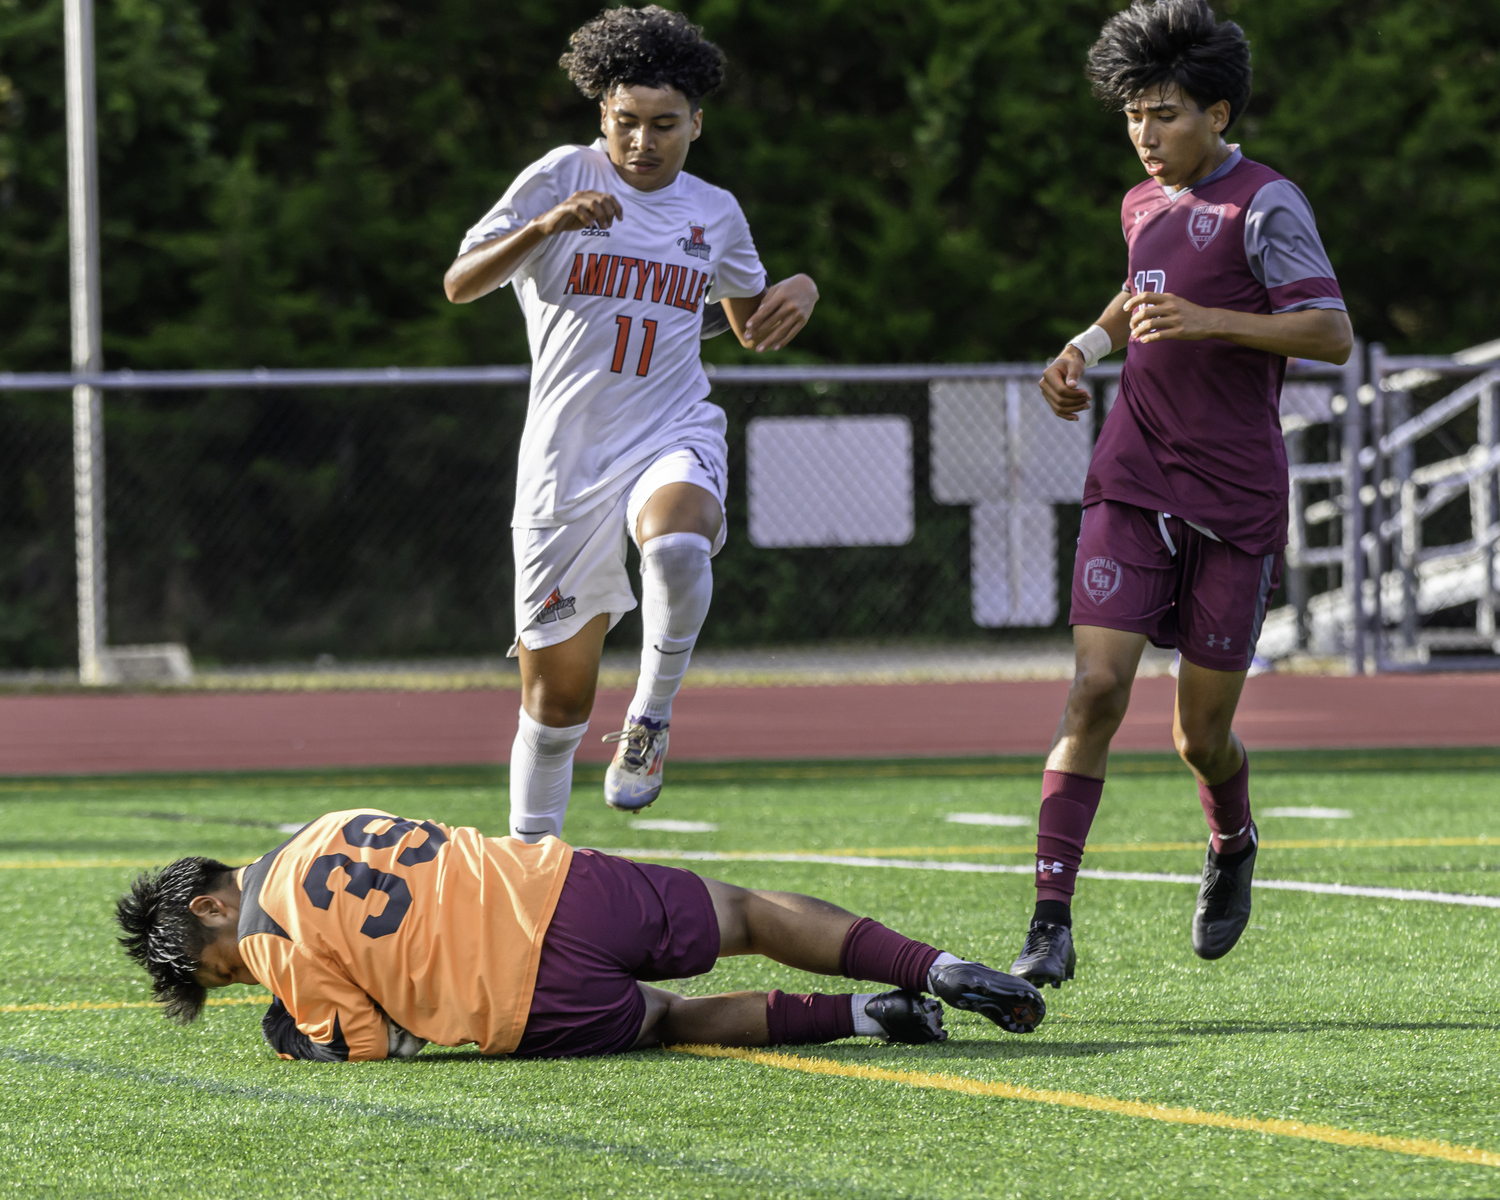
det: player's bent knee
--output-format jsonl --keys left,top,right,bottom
{"left": 1174, "top": 726, "right": 1231, "bottom": 771}
{"left": 1067, "top": 666, "right": 1132, "bottom": 730}
{"left": 700, "top": 876, "right": 753, "bottom": 955}
{"left": 631, "top": 983, "right": 682, "bottom": 1050}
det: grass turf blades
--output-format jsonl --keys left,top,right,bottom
{"left": 2, "top": 754, "right": 1498, "bottom": 1198}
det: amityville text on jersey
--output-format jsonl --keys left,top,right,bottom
{"left": 562, "top": 252, "right": 708, "bottom": 312}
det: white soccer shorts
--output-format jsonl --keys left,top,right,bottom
{"left": 510, "top": 443, "right": 728, "bottom": 655}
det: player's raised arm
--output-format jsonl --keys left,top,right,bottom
{"left": 722, "top": 274, "right": 820, "bottom": 353}
{"left": 443, "top": 190, "right": 624, "bottom": 304}
{"left": 1038, "top": 291, "right": 1131, "bottom": 422}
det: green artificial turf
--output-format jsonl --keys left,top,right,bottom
{"left": 2, "top": 752, "right": 1498, "bottom": 1198}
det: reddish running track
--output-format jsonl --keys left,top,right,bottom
{"left": 0, "top": 672, "right": 1496, "bottom": 776}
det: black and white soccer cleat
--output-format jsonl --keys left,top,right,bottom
{"left": 863, "top": 990, "right": 947, "bottom": 1044}
{"left": 929, "top": 961, "right": 1045, "bottom": 1034}
{"left": 1010, "top": 920, "right": 1076, "bottom": 989}
{"left": 1192, "top": 822, "right": 1258, "bottom": 960}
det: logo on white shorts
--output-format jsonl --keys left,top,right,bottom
{"left": 1082, "top": 557, "right": 1123, "bottom": 603}
{"left": 1187, "top": 204, "right": 1226, "bottom": 251}
{"left": 536, "top": 587, "right": 577, "bottom": 624}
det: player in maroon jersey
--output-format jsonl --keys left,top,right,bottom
{"left": 1013, "top": 0, "right": 1354, "bottom": 985}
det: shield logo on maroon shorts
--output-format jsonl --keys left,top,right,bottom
{"left": 1083, "top": 557, "right": 1123, "bottom": 603}
{"left": 1187, "top": 204, "right": 1226, "bottom": 251}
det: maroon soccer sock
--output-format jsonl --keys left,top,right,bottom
{"left": 1035, "top": 769, "right": 1105, "bottom": 907}
{"left": 765, "top": 990, "right": 856, "bottom": 1045}
{"left": 837, "top": 917, "right": 941, "bottom": 993}
{"left": 1199, "top": 754, "right": 1253, "bottom": 855}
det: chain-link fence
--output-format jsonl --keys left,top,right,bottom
{"left": 0, "top": 392, "right": 75, "bottom": 668}
{"left": 3, "top": 354, "right": 1421, "bottom": 675}
{"left": 1, "top": 365, "right": 1121, "bottom": 672}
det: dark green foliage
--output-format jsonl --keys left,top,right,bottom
{"left": 0, "top": 1, "right": 1495, "bottom": 663}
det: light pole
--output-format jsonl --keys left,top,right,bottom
{"left": 63, "top": 0, "right": 107, "bottom": 684}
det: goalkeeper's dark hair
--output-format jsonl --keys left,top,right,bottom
{"left": 1087, "top": 0, "right": 1252, "bottom": 131}
{"left": 116, "top": 856, "right": 236, "bottom": 1024}
{"left": 560, "top": 5, "right": 725, "bottom": 107}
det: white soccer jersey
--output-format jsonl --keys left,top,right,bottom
{"left": 461, "top": 140, "right": 767, "bottom": 527}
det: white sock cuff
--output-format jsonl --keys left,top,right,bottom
{"left": 516, "top": 708, "right": 589, "bottom": 752}
{"left": 850, "top": 994, "right": 883, "bottom": 1038}
{"left": 926, "top": 952, "right": 965, "bottom": 993}
{"left": 641, "top": 531, "right": 712, "bottom": 560}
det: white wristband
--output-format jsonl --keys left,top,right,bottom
{"left": 1066, "top": 324, "right": 1114, "bottom": 370}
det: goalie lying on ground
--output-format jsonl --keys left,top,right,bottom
{"left": 115, "top": 808, "right": 1046, "bottom": 1060}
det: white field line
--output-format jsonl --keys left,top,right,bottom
{"left": 603, "top": 849, "right": 1500, "bottom": 909}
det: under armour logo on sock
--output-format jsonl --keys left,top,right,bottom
{"left": 1036, "top": 859, "right": 1065, "bottom": 875}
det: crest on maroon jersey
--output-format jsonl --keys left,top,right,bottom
{"left": 1082, "top": 557, "right": 1123, "bottom": 603}
{"left": 1187, "top": 204, "right": 1226, "bottom": 251}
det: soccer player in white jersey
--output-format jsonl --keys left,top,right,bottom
{"left": 443, "top": 7, "right": 818, "bottom": 840}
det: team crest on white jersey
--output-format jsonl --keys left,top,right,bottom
{"left": 1187, "top": 204, "right": 1226, "bottom": 251}
{"left": 1082, "top": 557, "right": 1123, "bottom": 603}
{"left": 677, "top": 223, "right": 711, "bottom": 260}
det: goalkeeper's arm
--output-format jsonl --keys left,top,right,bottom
{"left": 262, "top": 998, "right": 425, "bottom": 1061}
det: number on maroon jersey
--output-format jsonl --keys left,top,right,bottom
{"left": 1134, "top": 269, "right": 1166, "bottom": 294}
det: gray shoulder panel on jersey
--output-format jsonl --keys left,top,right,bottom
{"left": 238, "top": 833, "right": 300, "bottom": 941}
{"left": 1243, "top": 179, "right": 1345, "bottom": 310}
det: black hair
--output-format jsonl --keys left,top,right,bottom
{"left": 560, "top": 5, "right": 725, "bottom": 107}
{"left": 1086, "top": 0, "right": 1252, "bottom": 130}
{"left": 116, "top": 857, "right": 236, "bottom": 1024}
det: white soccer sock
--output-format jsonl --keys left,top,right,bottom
{"left": 509, "top": 709, "right": 588, "bottom": 843}
{"left": 628, "top": 532, "right": 713, "bottom": 723}
{"left": 927, "top": 952, "right": 965, "bottom": 992}
{"left": 850, "top": 994, "right": 883, "bottom": 1037}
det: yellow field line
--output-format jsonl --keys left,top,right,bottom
{"left": 2, "top": 834, "right": 1496, "bottom": 873}
{"left": 671, "top": 1045, "right": 1500, "bottom": 1169}
{"left": 0, "top": 995, "right": 271, "bottom": 1014}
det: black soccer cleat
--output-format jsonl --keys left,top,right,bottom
{"left": 1192, "top": 822, "right": 1258, "bottom": 961}
{"left": 863, "top": 990, "right": 947, "bottom": 1044}
{"left": 1009, "top": 920, "right": 1076, "bottom": 989}
{"left": 929, "top": 962, "right": 1045, "bottom": 1034}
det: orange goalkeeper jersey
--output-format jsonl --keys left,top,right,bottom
{"left": 236, "top": 808, "right": 573, "bottom": 1061}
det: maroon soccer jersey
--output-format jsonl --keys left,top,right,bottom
{"left": 1083, "top": 150, "right": 1344, "bottom": 554}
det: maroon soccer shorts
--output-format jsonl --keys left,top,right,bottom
{"left": 1070, "top": 499, "right": 1282, "bottom": 673}
{"left": 513, "top": 849, "right": 720, "bottom": 1058}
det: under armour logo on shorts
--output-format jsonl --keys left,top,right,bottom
{"left": 1206, "top": 633, "right": 1232, "bottom": 650}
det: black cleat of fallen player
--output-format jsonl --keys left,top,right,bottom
{"left": 863, "top": 990, "right": 947, "bottom": 1044}
{"left": 1010, "top": 920, "right": 1076, "bottom": 989}
{"left": 1192, "top": 822, "right": 1258, "bottom": 960}
{"left": 929, "top": 962, "right": 1045, "bottom": 1034}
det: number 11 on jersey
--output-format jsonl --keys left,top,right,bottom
{"left": 611, "top": 316, "right": 658, "bottom": 378}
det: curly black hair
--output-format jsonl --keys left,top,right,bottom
{"left": 116, "top": 856, "right": 236, "bottom": 1024}
{"left": 1086, "top": 0, "right": 1252, "bottom": 130}
{"left": 560, "top": 6, "right": 725, "bottom": 106}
